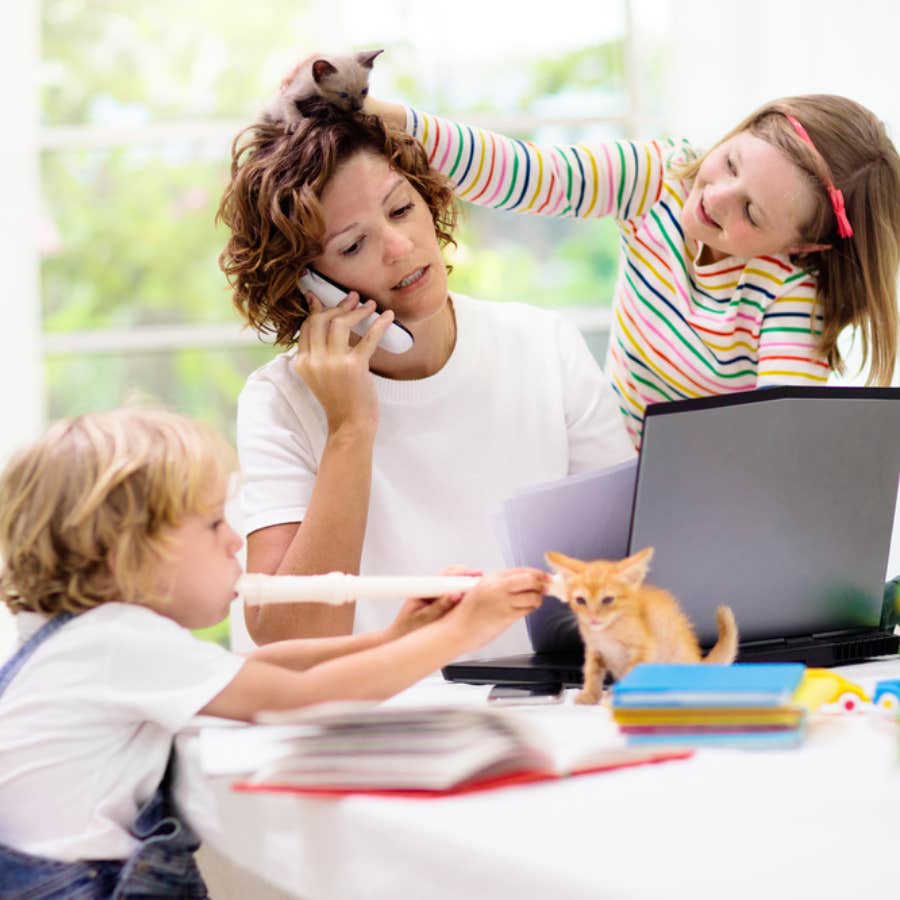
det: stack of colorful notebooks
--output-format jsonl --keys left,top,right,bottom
{"left": 611, "top": 663, "right": 807, "bottom": 749}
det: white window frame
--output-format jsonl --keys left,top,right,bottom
{"left": 2, "top": 0, "right": 43, "bottom": 465}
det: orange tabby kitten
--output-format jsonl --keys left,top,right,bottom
{"left": 545, "top": 547, "right": 738, "bottom": 705}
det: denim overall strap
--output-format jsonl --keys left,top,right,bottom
{"left": 0, "top": 612, "right": 73, "bottom": 699}
{"left": 110, "top": 753, "right": 208, "bottom": 899}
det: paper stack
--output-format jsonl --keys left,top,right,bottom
{"left": 611, "top": 663, "right": 808, "bottom": 749}
{"left": 198, "top": 702, "right": 691, "bottom": 797}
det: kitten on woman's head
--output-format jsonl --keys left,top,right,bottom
{"left": 264, "top": 49, "right": 383, "bottom": 129}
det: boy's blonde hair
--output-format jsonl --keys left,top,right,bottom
{"left": 0, "top": 408, "right": 236, "bottom": 616}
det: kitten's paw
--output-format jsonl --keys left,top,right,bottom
{"left": 575, "top": 689, "right": 601, "bottom": 705}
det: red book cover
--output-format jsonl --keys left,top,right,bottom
{"left": 230, "top": 748, "right": 693, "bottom": 799}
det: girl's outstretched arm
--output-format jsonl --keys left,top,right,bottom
{"left": 367, "top": 97, "right": 682, "bottom": 224}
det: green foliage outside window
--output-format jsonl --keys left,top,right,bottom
{"left": 40, "top": 1, "right": 627, "bottom": 440}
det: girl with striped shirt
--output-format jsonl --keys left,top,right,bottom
{"left": 366, "top": 95, "right": 900, "bottom": 447}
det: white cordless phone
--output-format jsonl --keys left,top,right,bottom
{"left": 297, "top": 268, "right": 414, "bottom": 354}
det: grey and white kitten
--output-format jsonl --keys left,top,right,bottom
{"left": 264, "top": 49, "right": 383, "bottom": 127}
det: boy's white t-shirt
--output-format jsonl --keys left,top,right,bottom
{"left": 0, "top": 603, "right": 244, "bottom": 862}
{"left": 237, "top": 294, "right": 635, "bottom": 657}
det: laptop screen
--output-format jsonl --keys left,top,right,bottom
{"left": 443, "top": 386, "right": 900, "bottom": 683}
{"left": 629, "top": 387, "right": 900, "bottom": 645}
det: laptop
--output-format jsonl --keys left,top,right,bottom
{"left": 443, "top": 386, "right": 900, "bottom": 686}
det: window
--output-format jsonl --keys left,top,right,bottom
{"left": 38, "top": 0, "right": 662, "bottom": 438}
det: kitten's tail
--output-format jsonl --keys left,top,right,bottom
{"left": 702, "top": 605, "right": 739, "bottom": 664}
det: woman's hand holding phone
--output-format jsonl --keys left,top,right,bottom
{"left": 292, "top": 291, "right": 394, "bottom": 438}
{"left": 298, "top": 268, "right": 413, "bottom": 354}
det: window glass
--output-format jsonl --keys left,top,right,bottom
{"left": 42, "top": 0, "right": 311, "bottom": 125}
{"left": 40, "top": 0, "right": 635, "bottom": 435}
{"left": 41, "top": 148, "right": 232, "bottom": 329}
{"left": 46, "top": 345, "right": 275, "bottom": 442}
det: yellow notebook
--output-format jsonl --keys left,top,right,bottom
{"left": 612, "top": 707, "right": 805, "bottom": 727}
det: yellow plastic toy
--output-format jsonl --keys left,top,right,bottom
{"left": 792, "top": 668, "right": 870, "bottom": 713}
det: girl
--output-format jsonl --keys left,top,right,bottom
{"left": 217, "top": 101, "right": 634, "bottom": 648}
{"left": 365, "top": 94, "right": 900, "bottom": 447}
{"left": 0, "top": 407, "right": 546, "bottom": 897}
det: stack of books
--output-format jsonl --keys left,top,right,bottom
{"left": 611, "top": 663, "right": 808, "bottom": 749}
{"left": 198, "top": 702, "right": 691, "bottom": 798}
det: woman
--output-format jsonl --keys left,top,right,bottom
{"left": 218, "top": 101, "right": 634, "bottom": 653}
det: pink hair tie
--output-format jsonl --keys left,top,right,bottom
{"left": 784, "top": 114, "right": 853, "bottom": 239}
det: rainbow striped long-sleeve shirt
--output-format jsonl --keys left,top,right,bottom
{"left": 405, "top": 107, "right": 829, "bottom": 448}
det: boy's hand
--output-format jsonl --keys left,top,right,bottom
{"left": 448, "top": 568, "right": 548, "bottom": 650}
{"left": 385, "top": 566, "right": 483, "bottom": 640}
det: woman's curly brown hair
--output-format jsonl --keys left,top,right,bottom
{"left": 217, "top": 99, "right": 458, "bottom": 346}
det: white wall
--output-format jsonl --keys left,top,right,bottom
{"left": 666, "top": 0, "right": 900, "bottom": 146}
{"left": 0, "top": 1, "right": 44, "bottom": 652}
{"left": 0, "top": 0, "right": 43, "bottom": 467}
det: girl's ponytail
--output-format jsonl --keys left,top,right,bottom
{"left": 814, "top": 148, "right": 900, "bottom": 384}
{"left": 760, "top": 96, "right": 900, "bottom": 383}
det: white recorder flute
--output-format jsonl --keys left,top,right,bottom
{"left": 237, "top": 572, "right": 482, "bottom": 606}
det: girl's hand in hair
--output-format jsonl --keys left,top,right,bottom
{"left": 361, "top": 96, "right": 407, "bottom": 130}
{"left": 292, "top": 291, "right": 394, "bottom": 439}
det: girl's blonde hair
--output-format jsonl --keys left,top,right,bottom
{"left": 0, "top": 408, "right": 236, "bottom": 616}
{"left": 677, "top": 95, "right": 900, "bottom": 384}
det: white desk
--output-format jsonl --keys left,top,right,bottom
{"left": 175, "top": 658, "right": 900, "bottom": 900}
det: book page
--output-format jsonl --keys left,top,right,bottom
{"left": 494, "top": 705, "right": 635, "bottom": 775}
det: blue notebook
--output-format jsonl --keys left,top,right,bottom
{"left": 623, "top": 727, "right": 807, "bottom": 750}
{"left": 611, "top": 663, "right": 806, "bottom": 708}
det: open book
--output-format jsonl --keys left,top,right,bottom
{"left": 198, "top": 702, "right": 691, "bottom": 797}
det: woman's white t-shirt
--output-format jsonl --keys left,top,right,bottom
{"left": 237, "top": 294, "right": 635, "bottom": 657}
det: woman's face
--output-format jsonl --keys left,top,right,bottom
{"left": 682, "top": 130, "right": 819, "bottom": 261}
{"left": 312, "top": 151, "right": 449, "bottom": 325}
